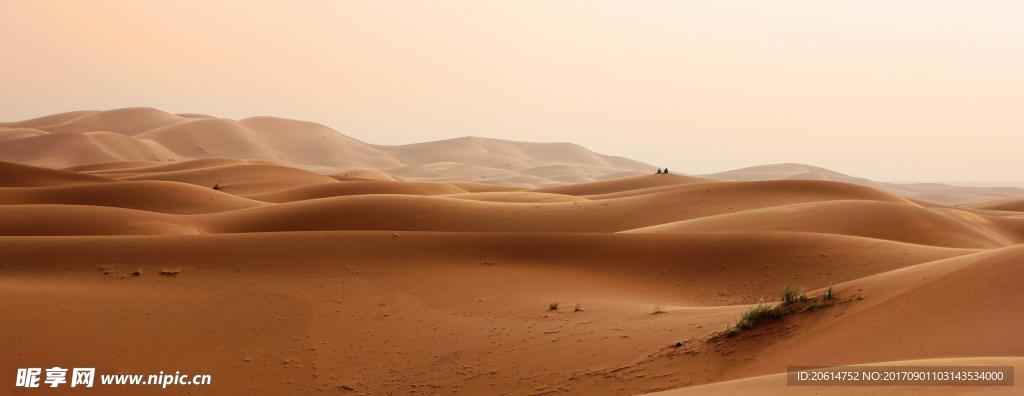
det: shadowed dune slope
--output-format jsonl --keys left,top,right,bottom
{"left": 626, "top": 200, "right": 1016, "bottom": 248}
{"left": 64, "top": 160, "right": 169, "bottom": 172}
{"left": 535, "top": 174, "right": 708, "bottom": 196}
{"left": 0, "top": 128, "right": 48, "bottom": 142}
{"left": 967, "top": 197, "right": 1024, "bottom": 212}
{"left": 0, "top": 181, "right": 264, "bottom": 214}
{"left": 200, "top": 180, "right": 915, "bottom": 234}
{"left": 0, "top": 205, "right": 196, "bottom": 235}
{"left": 0, "top": 161, "right": 113, "bottom": 187}
{"left": 246, "top": 181, "right": 467, "bottom": 203}
{"left": 0, "top": 131, "right": 181, "bottom": 168}
{"left": 444, "top": 191, "right": 587, "bottom": 203}
{"left": 0, "top": 231, "right": 972, "bottom": 306}
{"left": 119, "top": 163, "right": 340, "bottom": 194}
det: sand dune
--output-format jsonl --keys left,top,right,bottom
{"left": 445, "top": 191, "right": 587, "bottom": 203}
{"left": 0, "top": 160, "right": 112, "bottom": 187}
{"left": 966, "top": 197, "right": 1024, "bottom": 212}
{"left": 247, "top": 180, "right": 467, "bottom": 203}
{"left": 1, "top": 126, "right": 1023, "bottom": 394}
{"left": 0, "top": 180, "right": 264, "bottom": 214}
{"left": 535, "top": 173, "right": 707, "bottom": 196}
{"left": 627, "top": 200, "right": 1016, "bottom": 248}
{"left": 0, "top": 230, "right": 983, "bottom": 395}
{"left": 0, "top": 205, "right": 196, "bottom": 235}
{"left": 678, "top": 246, "right": 1024, "bottom": 388}
{"left": 0, "top": 127, "right": 49, "bottom": 142}
{"left": 706, "top": 163, "right": 1024, "bottom": 205}
{"left": 0, "top": 108, "right": 652, "bottom": 186}
{"left": 119, "top": 162, "right": 340, "bottom": 194}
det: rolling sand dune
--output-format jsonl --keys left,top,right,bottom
{"left": 0, "top": 161, "right": 113, "bottom": 187}
{"left": 118, "top": 163, "right": 340, "bottom": 194}
{"left": 0, "top": 128, "right": 49, "bottom": 142}
{"left": 627, "top": 200, "right": 1016, "bottom": 248}
{"left": 535, "top": 173, "right": 708, "bottom": 196}
{"left": 706, "top": 163, "right": 1024, "bottom": 205}
{"left": 0, "top": 231, "right": 977, "bottom": 395}
{"left": 246, "top": 181, "right": 467, "bottom": 203}
{"left": 445, "top": 191, "right": 587, "bottom": 203}
{"left": 0, "top": 108, "right": 653, "bottom": 186}
{"left": 966, "top": 197, "right": 1024, "bottom": 212}
{"left": 0, "top": 181, "right": 264, "bottom": 214}
{"left": 650, "top": 245, "right": 1024, "bottom": 392}
{"left": 0, "top": 205, "right": 196, "bottom": 235}
{"left": 1, "top": 110, "right": 1023, "bottom": 394}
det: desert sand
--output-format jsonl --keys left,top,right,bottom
{"left": 1, "top": 109, "right": 1023, "bottom": 395}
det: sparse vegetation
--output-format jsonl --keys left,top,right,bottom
{"left": 780, "top": 286, "right": 798, "bottom": 306}
{"left": 652, "top": 305, "right": 667, "bottom": 315}
{"left": 708, "top": 281, "right": 843, "bottom": 341}
{"left": 212, "top": 182, "right": 222, "bottom": 191}
{"left": 736, "top": 299, "right": 779, "bottom": 329}
{"left": 548, "top": 302, "right": 559, "bottom": 311}
{"left": 573, "top": 303, "right": 583, "bottom": 312}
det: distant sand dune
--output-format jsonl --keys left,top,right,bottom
{"left": 0, "top": 108, "right": 653, "bottom": 186}
{"left": 626, "top": 199, "right": 1017, "bottom": 248}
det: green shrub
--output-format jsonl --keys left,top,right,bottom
{"left": 736, "top": 300, "right": 779, "bottom": 329}
{"left": 780, "top": 286, "right": 798, "bottom": 306}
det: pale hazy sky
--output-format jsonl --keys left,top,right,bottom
{"left": 2, "top": 1, "right": 1022, "bottom": 181}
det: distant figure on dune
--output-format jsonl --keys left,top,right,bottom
{"left": 664, "top": 168, "right": 669, "bottom": 174}
{"left": 655, "top": 168, "right": 663, "bottom": 175}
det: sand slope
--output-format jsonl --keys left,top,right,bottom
{"left": 626, "top": 200, "right": 1017, "bottom": 248}
{"left": 0, "top": 160, "right": 113, "bottom": 187}
{"left": 0, "top": 151, "right": 1022, "bottom": 395}
{"left": 706, "top": 163, "right": 1024, "bottom": 205}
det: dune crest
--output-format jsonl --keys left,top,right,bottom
{"left": 0, "top": 108, "right": 653, "bottom": 186}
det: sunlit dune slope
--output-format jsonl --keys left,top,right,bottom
{"left": 626, "top": 200, "right": 1017, "bottom": 248}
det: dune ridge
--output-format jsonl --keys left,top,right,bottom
{"left": 0, "top": 107, "right": 653, "bottom": 186}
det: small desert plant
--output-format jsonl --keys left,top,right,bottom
{"left": 709, "top": 282, "right": 848, "bottom": 342}
{"left": 548, "top": 302, "right": 559, "bottom": 311}
{"left": 780, "top": 286, "right": 798, "bottom": 306}
{"left": 736, "top": 299, "right": 779, "bottom": 329}
{"left": 573, "top": 303, "right": 583, "bottom": 312}
{"left": 652, "top": 305, "right": 667, "bottom": 315}
{"left": 212, "top": 182, "right": 222, "bottom": 191}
